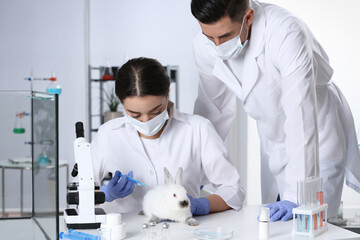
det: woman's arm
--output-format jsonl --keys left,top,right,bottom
{"left": 207, "top": 194, "right": 231, "bottom": 213}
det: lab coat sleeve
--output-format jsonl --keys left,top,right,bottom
{"left": 91, "top": 127, "right": 108, "bottom": 185}
{"left": 193, "top": 37, "right": 236, "bottom": 141}
{"left": 270, "top": 20, "right": 319, "bottom": 203}
{"left": 198, "top": 116, "right": 245, "bottom": 210}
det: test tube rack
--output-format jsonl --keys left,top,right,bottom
{"left": 292, "top": 202, "right": 328, "bottom": 237}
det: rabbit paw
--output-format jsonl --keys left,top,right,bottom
{"left": 186, "top": 217, "right": 198, "bottom": 226}
{"left": 149, "top": 215, "right": 160, "bottom": 224}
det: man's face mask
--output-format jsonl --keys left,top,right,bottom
{"left": 206, "top": 15, "right": 248, "bottom": 60}
{"left": 126, "top": 106, "right": 169, "bottom": 137}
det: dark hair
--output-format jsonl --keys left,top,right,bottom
{"left": 115, "top": 57, "right": 170, "bottom": 102}
{"left": 191, "top": 0, "right": 249, "bottom": 24}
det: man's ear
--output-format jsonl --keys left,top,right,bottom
{"left": 245, "top": 8, "right": 254, "bottom": 26}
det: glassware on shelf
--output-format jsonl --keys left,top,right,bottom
{"left": 46, "top": 72, "right": 62, "bottom": 95}
{"left": 13, "top": 112, "right": 29, "bottom": 134}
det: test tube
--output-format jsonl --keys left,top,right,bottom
{"left": 142, "top": 223, "right": 149, "bottom": 240}
{"left": 161, "top": 223, "right": 170, "bottom": 240}
{"left": 317, "top": 179, "right": 324, "bottom": 228}
{"left": 305, "top": 179, "right": 310, "bottom": 232}
{"left": 148, "top": 222, "right": 157, "bottom": 240}
{"left": 311, "top": 179, "right": 315, "bottom": 231}
{"left": 297, "top": 180, "right": 303, "bottom": 232}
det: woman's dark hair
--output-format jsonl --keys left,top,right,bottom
{"left": 191, "top": 0, "right": 249, "bottom": 24}
{"left": 115, "top": 57, "right": 170, "bottom": 102}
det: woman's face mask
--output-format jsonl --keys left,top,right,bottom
{"left": 125, "top": 107, "right": 169, "bottom": 137}
{"left": 123, "top": 95, "right": 169, "bottom": 137}
{"left": 206, "top": 15, "right": 248, "bottom": 60}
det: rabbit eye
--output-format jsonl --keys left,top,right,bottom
{"left": 173, "top": 194, "right": 176, "bottom": 197}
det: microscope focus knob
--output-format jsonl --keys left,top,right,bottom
{"left": 67, "top": 191, "right": 106, "bottom": 205}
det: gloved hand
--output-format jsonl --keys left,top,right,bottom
{"left": 100, "top": 170, "right": 135, "bottom": 202}
{"left": 265, "top": 200, "right": 297, "bottom": 222}
{"left": 187, "top": 194, "right": 210, "bottom": 216}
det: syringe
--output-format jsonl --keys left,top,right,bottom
{"left": 119, "top": 172, "right": 146, "bottom": 186}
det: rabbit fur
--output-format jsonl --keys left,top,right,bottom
{"left": 142, "top": 167, "right": 198, "bottom": 226}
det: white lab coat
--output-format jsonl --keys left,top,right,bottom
{"left": 91, "top": 104, "right": 245, "bottom": 213}
{"left": 193, "top": 1, "right": 360, "bottom": 217}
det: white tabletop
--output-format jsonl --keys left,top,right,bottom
{"left": 59, "top": 205, "right": 360, "bottom": 240}
{"left": 1, "top": 205, "right": 359, "bottom": 239}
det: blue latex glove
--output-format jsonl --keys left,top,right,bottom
{"left": 100, "top": 170, "right": 135, "bottom": 202}
{"left": 265, "top": 200, "right": 297, "bottom": 222}
{"left": 187, "top": 194, "right": 210, "bottom": 216}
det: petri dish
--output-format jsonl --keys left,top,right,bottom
{"left": 194, "top": 227, "right": 233, "bottom": 240}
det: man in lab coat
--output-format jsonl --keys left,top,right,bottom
{"left": 191, "top": 0, "right": 360, "bottom": 220}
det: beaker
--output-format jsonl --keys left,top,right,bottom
{"left": 37, "top": 152, "right": 49, "bottom": 165}
{"left": 101, "top": 61, "right": 114, "bottom": 80}
{"left": 47, "top": 72, "right": 62, "bottom": 95}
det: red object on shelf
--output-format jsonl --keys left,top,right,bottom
{"left": 102, "top": 75, "right": 114, "bottom": 80}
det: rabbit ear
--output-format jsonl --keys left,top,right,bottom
{"left": 175, "top": 167, "right": 183, "bottom": 185}
{"left": 164, "top": 167, "right": 174, "bottom": 185}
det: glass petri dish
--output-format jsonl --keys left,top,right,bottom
{"left": 194, "top": 227, "right": 233, "bottom": 240}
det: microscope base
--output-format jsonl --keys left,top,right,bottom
{"left": 64, "top": 208, "right": 106, "bottom": 229}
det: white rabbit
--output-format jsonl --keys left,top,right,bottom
{"left": 142, "top": 167, "right": 198, "bottom": 226}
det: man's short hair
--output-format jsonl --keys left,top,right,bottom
{"left": 191, "top": 0, "right": 250, "bottom": 24}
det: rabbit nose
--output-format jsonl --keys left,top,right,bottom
{"left": 180, "top": 200, "right": 189, "bottom": 208}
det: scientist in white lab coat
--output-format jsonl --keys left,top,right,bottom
{"left": 191, "top": 0, "right": 360, "bottom": 220}
{"left": 91, "top": 57, "right": 244, "bottom": 215}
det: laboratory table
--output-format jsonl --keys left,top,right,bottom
{"left": 58, "top": 205, "right": 359, "bottom": 240}
{"left": 0, "top": 205, "right": 359, "bottom": 239}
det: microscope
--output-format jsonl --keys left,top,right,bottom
{"left": 64, "top": 122, "right": 106, "bottom": 229}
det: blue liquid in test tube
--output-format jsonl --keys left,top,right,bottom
{"left": 297, "top": 214, "right": 303, "bottom": 232}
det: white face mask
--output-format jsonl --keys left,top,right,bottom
{"left": 126, "top": 107, "right": 169, "bottom": 137}
{"left": 206, "top": 15, "right": 248, "bottom": 60}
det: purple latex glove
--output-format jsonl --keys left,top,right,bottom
{"left": 265, "top": 200, "right": 297, "bottom": 222}
{"left": 187, "top": 194, "right": 210, "bottom": 216}
{"left": 100, "top": 170, "right": 135, "bottom": 202}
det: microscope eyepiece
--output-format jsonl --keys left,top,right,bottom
{"left": 75, "top": 122, "right": 85, "bottom": 138}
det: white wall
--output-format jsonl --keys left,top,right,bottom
{"left": 247, "top": 0, "right": 360, "bottom": 211}
{"left": 0, "top": 0, "right": 87, "bottom": 210}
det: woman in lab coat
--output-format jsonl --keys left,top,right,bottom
{"left": 91, "top": 57, "right": 244, "bottom": 215}
{"left": 191, "top": 0, "right": 360, "bottom": 220}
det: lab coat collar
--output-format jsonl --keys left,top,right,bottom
{"left": 167, "top": 101, "right": 191, "bottom": 125}
{"left": 110, "top": 101, "right": 189, "bottom": 130}
{"left": 211, "top": 1, "right": 264, "bottom": 102}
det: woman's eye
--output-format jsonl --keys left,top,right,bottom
{"left": 132, "top": 115, "right": 140, "bottom": 119}
{"left": 151, "top": 112, "right": 161, "bottom": 116}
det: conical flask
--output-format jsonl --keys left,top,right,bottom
{"left": 13, "top": 113, "right": 25, "bottom": 134}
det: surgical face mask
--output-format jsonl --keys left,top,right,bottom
{"left": 206, "top": 15, "right": 248, "bottom": 60}
{"left": 126, "top": 106, "right": 169, "bottom": 137}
